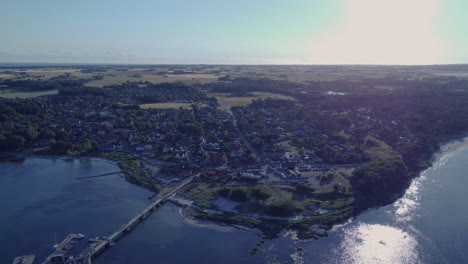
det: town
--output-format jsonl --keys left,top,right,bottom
{"left": 2, "top": 65, "right": 468, "bottom": 243}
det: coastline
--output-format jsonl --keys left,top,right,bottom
{"left": 0, "top": 152, "right": 119, "bottom": 166}
{"left": 431, "top": 135, "right": 468, "bottom": 165}
{"left": 324, "top": 135, "right": 468, "bottom": 233}
{"left": 3, "top": 135, "right": 468, "bottom": 242}
{"left": 286, "top": 134, "right": 468, "bottom": 241}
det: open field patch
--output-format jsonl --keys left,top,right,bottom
{"left": 250, "top": 92, "right": 297, "bottom": 101}
{"left": 215, "top": 96, "right": 256, "bottom": 107}
{"left": 363, "top": 136, "right": 402, "bottom": 160}
{"left": 375, "top": 85, "right": 402, "bottom": 90}
{"left": 0, "top": 90, "right": 58, "bottom": 98}
{"left": 209, "top": 91, "right": 296, "bottom": 107}
{"left": 86, "top": 73, "right": 219, "bottom": 87}
{"left": 139, "top": 102, "right": 206, "bottom": 109}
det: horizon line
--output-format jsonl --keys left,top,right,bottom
{"left": 1, "top": 62, "right": 468, "bottom": 67}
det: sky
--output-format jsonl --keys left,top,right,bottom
{"left": 1, "top": 0, "right": 468, "bottom": 65}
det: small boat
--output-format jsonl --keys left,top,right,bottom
{"left": 76, "top": 233, "right": 85, "bottom": 239}
{"left": 88, "top": 237, "right": 100, "bottom": 243}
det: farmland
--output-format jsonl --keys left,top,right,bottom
{"left": 0, "top": 90, "right": 58, "bottom": 98}
{"left": 139, "top": 102, "right": 206, "bottom": 109}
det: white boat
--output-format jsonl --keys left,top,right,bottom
{"left": 76, "top": 233, "right": 85, "bottom": 239}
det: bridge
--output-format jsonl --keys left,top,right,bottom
{"left": 85, "top": 175, "right": 195, "bottom": 263}
{"left": 39, "top": 175, "right": 195, "bottom": 264}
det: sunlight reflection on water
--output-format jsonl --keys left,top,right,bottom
{"left": 323, "top": 148, "right": 463, "bottom": 264}
{"left": 394, "top": 174, "right": 423, "bottom": 223}
{"left": 332, "top": 224, "right": 420, "bottom": 264}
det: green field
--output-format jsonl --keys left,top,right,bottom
{"left": 139, "top": 102, "right": 206, "bottom": 109}
{"left": 0, "top": 90, "right": 58, "bottom": 98}
{"left": 209, "top": 91, "right": 296, "bottom": 107}
{"left": 214, "top": 96, "right": 256, "bottom": 107}
{"left": 250, "top": 92, "right": 297, "bottom": 101}
{"left": 86, "top": 73, "right": 220, "bottom": 87}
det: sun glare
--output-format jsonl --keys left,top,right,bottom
{"left": 309, "top": 0, "right": 446, "bottom": 64}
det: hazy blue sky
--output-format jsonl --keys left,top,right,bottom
{"left": 1, "top": 0, "right": 468, "bottom": 64}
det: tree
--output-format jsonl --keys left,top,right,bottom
{"left": 79, "top": 139, "right": 92, "bottom": 152}
{"left": 352, "top": 160, "right": 408, "bottom": 200}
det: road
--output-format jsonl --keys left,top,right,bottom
{"left": 217, "top": 99, "right": 260, "bottom": 160}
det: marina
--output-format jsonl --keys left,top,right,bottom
{"left": 36, "top": 176, "right": 195, "bottom": 264}
{"left": 12, "top": 255, "right": 35, "bottom": 264}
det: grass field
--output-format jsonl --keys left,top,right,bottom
{"left": 209, "top": 91, "right": 296, "bottom": 107}
{"left": 139, "top": 103, "right": 206, "bottom": 109}
{"left": 86, "top": 72, "right": 219, "bottom": 87}
{"left": 250, "top": 92, "right": 297, "bottom": 101}
{"left": 2, "top": 65, "right": 453, "bottom": 88}
{"left": 363, "top": 135, "right": 402, "bottom": 160}
{"left": 214, "top": 96, "right": 256, "bottom": 107}
{"left": 375, "top": 85, "right": 402, "bottom": 90}
{"left": 0, "top": 90, "right": 58, "bottom": 98}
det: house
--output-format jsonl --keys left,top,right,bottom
{"left": 163, "top": 146, "right": 173, "bottom": 153}
{"left": 229, "top": 145, "right": 246, "bottom": 158}
{"left": 135, "top": 145, "right": 145, "bottom": 151}
{"left": 174, "top": 152, "right": 188, "bottom": 159}
{"left": 180, "top": 169, "right": 193, "bottom": 177}
{"left": 115, "top": 144, "right": 124, "bottom": 151}
{"left": 99, "top": 144, "right": 115, "bottom": 151}
{"left": 206, "top": 153, "right": 227, "bottom": 166}
{"left": 281, "top": 161, "right": 296, "bottom": 170}
{"left": 144, "top": 145, "right": 153, "bottom": 150}
{"left": 240, "top": 172, "right": 261, "bottom": 180}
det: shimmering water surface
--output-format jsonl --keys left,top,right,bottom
{"left": 300, "top": 146, "right": 468, "bottom": 264}
{"left": 1, "top": 146, "right": 468, "bottom": 263}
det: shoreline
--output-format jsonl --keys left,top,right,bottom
{"left": 431, "top": 135, "right": 468, "bottom": 165}
{"left": 0, "top": 152, "right": 119, "bottom": 166}
{"left": 322, "top": 135, "right": 468, "bottom": 234}
{"left": 3, "top": 135, "right": 468, "bottom": 241}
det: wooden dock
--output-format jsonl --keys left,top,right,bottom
{"left": 12, "top": 255, "right": 35, "bottom": 264}
{"left": 41, "top": 233, "right": 76, "bottom": 264}
{"left": 34, "top": 174, "right": 196, "bottom": 264}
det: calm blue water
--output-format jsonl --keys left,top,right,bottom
{"left": 0, "top": 158, "right": 153, "bottom": 262}
{"left": 2, "top": 146, "right": 468, "bottom": 263}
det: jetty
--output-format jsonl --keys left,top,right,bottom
{"left": 41, "top": 234, "right": 77, "bottom": 264}
{"left": 12, "top": 255, "right": 35, "bottom": 264}
{"left": 75, "top": 171, "right": 121, "bottom": 180}
{"left": 88, "top": 175, "right": 194, "bottom": 262}
{"left": 39, "top": 175, "right": 195, "bottom": 264}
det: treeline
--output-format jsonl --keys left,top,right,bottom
{"left": 1, "top": 79, "right": 83, "bottom": 92}
{"left": 217, "top": 186, "right": 271, "bottom": 203}
{"left": 0, "top": 99, "right": 96, "bottom": 154}
{"left": 351, "top": 160, "right": 408, "bottom": 208}
{"left": 264, "top": 200, "right": 303, "bottom": 217}
{"left": 204, "top": 78, "right": 306, "bottom": 97}
{"left": 0, "top": 99, "right": 42, "bottom": 150}
{"left": 58, "top": 86, "right": 111, "bottom": 97}
{"left": 105, "top": 82, "right": 209, "bottom": 103}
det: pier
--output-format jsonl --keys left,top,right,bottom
{"left": 89, "top": 175, "right": 194, "bottom": 263}
{"left": 41, "top": 234, "right": 77, "bottom": 264}
{"left": 36, "top": 175, "right": 195, "bottom": 264}
{"left": 12, "top": 255, "right": 35, "bottom": 264}
{"left": 75, "top": 171, "right": 121, "bottom": 180}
